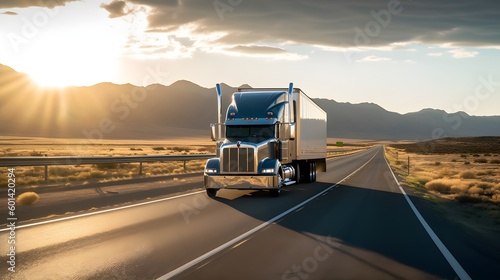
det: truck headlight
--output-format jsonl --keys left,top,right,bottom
{"left": 205, "top": 168, "right": 218, "bottom": 174}
{"left": 262, "top": 168, "right": 275, "bottom": 173}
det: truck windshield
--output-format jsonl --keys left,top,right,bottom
{"left": 226, "top": 125, "right": 275, "bottom": 143}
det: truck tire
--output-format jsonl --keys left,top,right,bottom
{"left": 311, "top": 162, "right": 317, "bottom": 182}
{"left": 307, "top": 162, "right": 314, "bottom": 183}
{"left": 207, "top": 189, "right": 218, "bottom": 198}
{"left": 271, "top": 175, "right": 283, "bottom": 197}
{"left": 270, "top": 188, "right": 281, "bottom": 197}
{"left": 294, "top": 162, "right": 301, "bottom": 184}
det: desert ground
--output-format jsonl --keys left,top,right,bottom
{"left": 385, "top": 137, "right": 500, "bottom": 240}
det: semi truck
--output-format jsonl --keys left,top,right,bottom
{"left": 204, "top": 83, "right": 327, "bottom": 197}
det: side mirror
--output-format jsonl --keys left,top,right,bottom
{"left": 210, "top": 124, "right": 216, "bottom": 141}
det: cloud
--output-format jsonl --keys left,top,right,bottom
{"left": 226, "top": 45, "right": 288, "bottom": 55}
{"left": 1, "top": 11, "right": 18, "bottom": 15}
{"left": 121, "top": 0, "right": 500, "bottom": 50}
{"left": 0, "top": 0, "right": 76, "bottom": 8}
{"left": 427, "top": 52, "right": 443, "bottom": 57}
{"left": 448, "top": 48, "right": 479, "bottom": 59}
{"left": 220, "top": 45, "right": 307, "bottom": 60}
{"left": 100, "top": 0, "right": 131, "bottom": 18}
{"left": 356, "top": 55, "right": 391, "bottom": 62}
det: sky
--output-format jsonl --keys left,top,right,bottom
{"left": 0, "top": 0, "right": 499, "bottom": 116}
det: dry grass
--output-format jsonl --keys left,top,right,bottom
{"left": 0, "top": 136, "right": 214, "bottom": 187}
{"left": 385, "top": 141, "right": 500, "bottom": 234}
{"left": 386, "top": 146, "right": 500, "bottom": 204}
{"left": 17, "top": 192, "right": 40, "bottom": 205}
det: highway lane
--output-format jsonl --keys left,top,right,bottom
{"left": 0, "top": 148, "right": 376, "bottom": 279}
{"left": 1, "top": 147, "right": 491, "bottom": 279}
{"left": 171, "top": 147, "right": 470, "bottom": 280}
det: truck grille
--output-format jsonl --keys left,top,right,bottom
{"left": 222, "top": 147, "right": 255, "bottom": 173}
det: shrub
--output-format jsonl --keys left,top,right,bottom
{"left": 468, "top": 186, "right": 484, "bottom": 195}
{"left": 438, "top": 168, "right": 456, "bottom": 177}
{"left": 477, "top": 170, "right": 495, "bottom": 176}
{"left": 434, "top": 161, "right": 441, "bottom": 166}
{"left": 451, "top": 184, "right": 469, "bottom": 194}
{"left": 29, "top": 150, "right": 43, "bottom": 156}
{"left": 474, "top": 158, "right": 488, "bottom": 163}
{"left": 90, "top": 171, "right": 106, "bottom": 178}
{"left": 451, "top": 159, "right": 457, "bottom": 162}
{"left": 171, "top": 146, "right": 189, "bottom": 152}
{"left": 460, "top": 154, "right": 467, "bottom": 158}
{"left": 491, "top": 159, "right": 500, "bottom": 164}
{"left": 17, "top": 192, "right": 40, "bottom": 205}
{"left": 476, "top": 182, "right": 495, "bottom": 190}
{"left": 152, "top": 147, "right": 166, "bottom": 151}
{"left": 95, "top": 163, "right": 119, "bottom": 169}
{"left": 464, "top": 161, "right": 471, "bottom": 165}
{"left": 425, "top": 180, "right": 451, "bottom": 193}
{"left": 460, "top": 171, "right": 476, "bottom": 179}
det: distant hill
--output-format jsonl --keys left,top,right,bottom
{"left": 1, "top": 63, "right": 499, "bottom": 140}
{"left": 390, "top": 136, "right": 500, "bottom": 154}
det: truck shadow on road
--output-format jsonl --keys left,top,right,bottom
{"left": 211, "top": 182, "right": 491, "bottom": 279}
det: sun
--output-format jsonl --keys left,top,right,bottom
{"left": 13, "top": 6, "right": 128, "bottom": 88}
{"left": 23, "top": 30, "right": 120, "bottom": 88}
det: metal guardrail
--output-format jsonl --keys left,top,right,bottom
{"left": 0, "top": 154, "right": 215, "bottom": 182}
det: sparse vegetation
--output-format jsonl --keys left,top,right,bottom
{"left": 0, "top": 137, "right": 214, "bottom": 187}
{"left": 386, "top": 145, "right": 500, "bottom": 204}
{"left": 385, "top": 139, "right": 500, "bottom": 245}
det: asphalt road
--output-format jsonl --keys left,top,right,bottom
{"left": 1, "top": 147, "right": 498, "bottom": 279}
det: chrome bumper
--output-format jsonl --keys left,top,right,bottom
{"left": 204, "top": 175, "right": 280, "bottom": 190}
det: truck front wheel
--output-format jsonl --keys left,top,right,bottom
{"left": 271, "top": 175, "right": 283, "bottom": 197}
{"left": 207, "top": 189, "right": 218, "bottom": 198}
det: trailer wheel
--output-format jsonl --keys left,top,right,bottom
{"left": 207, "top": 189, "right": 218, "bottom": 198}
{"left": 308, "top": 162, "right": 314, "bottom": 183}
{"left": 311, "top": 162, "right": 317, "bottom": 182}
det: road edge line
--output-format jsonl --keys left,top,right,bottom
{"left": 0, "top": 190, "right": 206, "bottom": 232}
{"left": 382, "top": 150, "right": 471, "bottom": 280}
{"left": 158, "top": 148, "right": 380, "bottom": 279}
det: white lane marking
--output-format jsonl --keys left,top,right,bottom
{"left": 158, "top": 148, "right": 379, "bottom": 280}
{"left": 0, "top": 190, "right": 205, "bottom": 232}
{"left": 383, "top": 153, "right": 471, "bottom": 280}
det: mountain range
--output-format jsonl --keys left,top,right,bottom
{"left": 1, "top": 63, "right": 499, "bottom": 141}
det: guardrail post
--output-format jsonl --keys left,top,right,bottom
{"left": 408, "top": 156, "right": 410, "bottom": 175}
{"left": 44, "top": 165, "right": 48, "bottom": 182}
{"left": 139, "top": 162, "right": 143, "bottom": 175}
{"left": 183, "top": 160, "right": 186, "bottom": 172}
